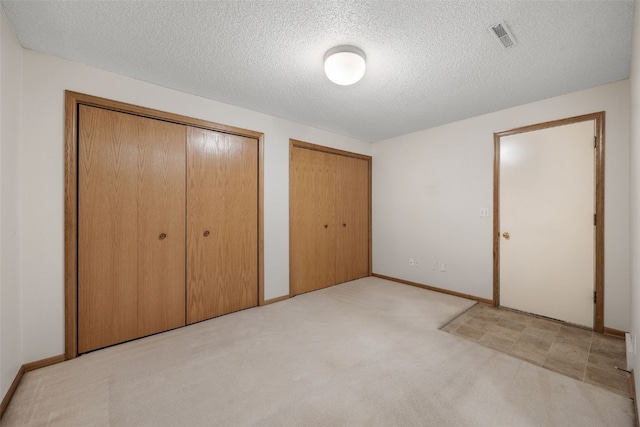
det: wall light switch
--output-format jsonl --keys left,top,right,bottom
{"left": 479, "top": 208, "right": 490, "bottom": 217}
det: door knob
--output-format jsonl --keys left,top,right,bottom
{"left": 502, "top": 232, "right": 510, "bottom": 240}
{"left": 159, "top": 233, "right": 167, "bottom": 240}
{"left": 203, "top": 230, "right": 210, "bottom": 237}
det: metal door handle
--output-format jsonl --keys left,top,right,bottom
{"left": 324, "top": 224, "right": 328, "bottom": 229}
{"left": 159, "top": 233, "right": 167, "bottom": 240}
{"left": 343, "top": 223, "right": 347, "bottom": 227}
{"left": 203, "top": 230, "right": 210, "bottom": 237}
{"left": 502, "top": 232, "right": 510, "bottom": 240}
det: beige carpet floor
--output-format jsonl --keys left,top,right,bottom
{"left": 1, "top": 277, "right": 634, "bottom": 426}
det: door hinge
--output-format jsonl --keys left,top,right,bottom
{"left": 594, "top": 136, "right": 597, "bottom": 148}
{"left": 594, "top": 214, "right": 596, "bottom": 226}
{"left": 594, "top": 290, "right": 597, "bottom": 304}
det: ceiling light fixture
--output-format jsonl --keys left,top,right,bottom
{"left": 324, "top": 46, "right": 366, "bottom": 86}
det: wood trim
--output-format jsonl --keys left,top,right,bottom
{"left": 65, "top": 91, "right": 263, "bottom": 139}
{"left": 594, "top": 113, "right": 605, "bottom": 333}
{"left": 65, "top": 91, "right": 265, "bottom": 358}
{"left": 493, "top": 132, "right": 501, "bottom": 308}
{"left": 64, "top": 92, "right": 79, "bottom": 360}
{"left": 262, "top": 294, "right": 290, "bottom": 305}
{"left": 290, "top": 139, "right": 372, "bottom": 161}
{"left": 258, "top": 134, "right": 265, "bottom": 306}
{"left": 493, "top": 112, "right": 605, "bottom": 333}
{"left": 23, "top": 354, "right": 65, "bottom": 372}
{"left": 368, "top": 154, "right": 373, "bottom": 276}
{"left": 0, "top": 354, "right": 64, "bottom": 419}
{"left": 495, "top": 112, "right": 604, "bottom": 138}
{"left": 288, "top": 139, "right": 373, "bottom": 296}
{"left": 288, "top": 142, "right": 294, "bottom": 296}
{"left": 373, "top": 273, "right": 494, "bottom": 305}
{"left": 603, "top": 327, "right": 626, "bottom": 340}
{"left": 0, "top": 366, "right": 24, "bottom": 419}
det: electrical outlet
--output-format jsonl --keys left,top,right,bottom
{"left": 440, "top": 262, "right": 446, "bottom": 272}
{"left": 414, "top": 260, "right": 419, "bottom": 267}
{"left": 432, "top": 262, "right": 438, "bottom": 270}
{"left": 409, "top": 258, "right": 415, "bottom": 267}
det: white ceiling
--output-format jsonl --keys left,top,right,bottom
{"left": 1, "top": 1, "right": 635, "bottom": 142}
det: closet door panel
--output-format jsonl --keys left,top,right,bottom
{"left": 79, "top": 106, "right": 139, "bottom": 352}
{"left": 78, "top": 106, "right": 186, "bottom": 353}
{"left": 187, "top": 127, "right": 258, "bottom": 324}
{"left": 336, "top": 156, "right": 370, "bottom": 283}
{"left": 290, "top": 147, "right": 336, "bottom": 294}
{"left": 136, "top": 121, "right": 186, "bottom": 337}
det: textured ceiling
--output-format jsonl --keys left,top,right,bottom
{"left": 1, "top": 0, "right": 635, "bottom": 142}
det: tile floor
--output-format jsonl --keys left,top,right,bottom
{"left": 441, "top": 304, "right": 630, "bottom": 397}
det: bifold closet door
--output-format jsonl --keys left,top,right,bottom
{"left": 78, "top": 105, "right": 186, "bottom": 353}
{"left": 290, "top": 147, "right": 337, "bottom": 294}
{"left": 336, "top": 156, "right": 369, "bottom": 283}
{"left": 187, "top": 127, "right": 258, "bottom": 324}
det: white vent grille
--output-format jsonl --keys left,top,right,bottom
{"left": 489, "top": 21, "right": 517, "bottom": 49}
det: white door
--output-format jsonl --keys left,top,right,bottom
{"left": 500, "top": 120, "right": 595, "bottom": 327}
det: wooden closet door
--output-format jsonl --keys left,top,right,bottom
{"left": 336, "top": 156, "right": 370, "bottom": 283}
{"left": 136, "top": 117, "right": 187, "bottom": 338}
{"left": 187, "top": 127, "right": 258, "bottom": 324}
{"left": 290, "top": 147, "right": 337, "bottom": 294}
{"left": 78, "top": 106, "right": 186, "bottom": 353}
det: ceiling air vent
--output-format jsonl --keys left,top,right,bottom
{"left": 489, "top": 21, "right": 517, "bottom": 49}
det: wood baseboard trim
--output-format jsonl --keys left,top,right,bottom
{"left": 603, "top": 327, "right": 626, "bottom": 340}
{"left": 0, "top": 354, "right": 65, "bottom": 419}
{"left": 262, "top": 294, "right": 290, "bottom": 306}
{"left": 24, "top": 354, "right": 66, "bottom": 372}
{"left": 0, "top": 365, "right": 24, "bottom": 419}
{"left": 372, "top": 273, "right": 493, "bottom": 305}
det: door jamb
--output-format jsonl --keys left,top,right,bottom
{"left": 64, "top": 91, "right": 265, "bottom": 359}
{"left": 493, "top": 112, "right": 605, "bottom": 332}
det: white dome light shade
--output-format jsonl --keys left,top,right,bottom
{"left": 324, "top": 46, "right": 366, "bottom": 86}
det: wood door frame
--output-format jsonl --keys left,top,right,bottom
{"left": 493, "top": 112, "right": 605, "bottom": 332}
{"left": 288, "top": 139, "right": 373, "bottom": 296}
{"left": 64, "top": 91, "right": 265, "bottom": 359}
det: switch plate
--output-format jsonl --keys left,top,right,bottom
{"left": 440, "top": 262, "right": 446, "bottom": 272}
{"left": 479, "top": 208, "right": 490, "bottom": 217}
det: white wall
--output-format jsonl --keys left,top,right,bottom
{"left": 629, "top": 0, "right": 640, "bottom": 382}
{"left": 9, "top": 17, "right": 636, "bottom": 366}
{"left": 373, "top": 80, "right": 631, "bottom": 331}
{"left": 19, "top": 50, "right": 371, "bottom": 362}
{"left": 0, "top": 8, "right": 23, "bottom": 398}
